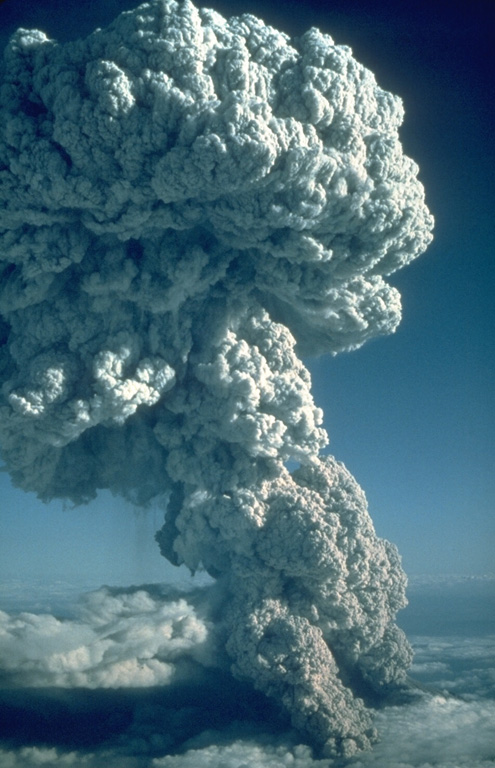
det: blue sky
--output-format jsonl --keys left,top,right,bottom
{"left": 0, "top": 0, "right": 493, "bottom": 584}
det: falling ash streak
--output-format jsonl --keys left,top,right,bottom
{"left": 0, "top": 0, "right": 433, "bottom": 757}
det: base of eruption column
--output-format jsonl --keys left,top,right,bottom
{"left": 164, "top": 457, "right": 415, "bottom": 758}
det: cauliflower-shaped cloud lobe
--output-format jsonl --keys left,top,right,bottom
{"left": 0, "top": 0, "right": 433, "bottom": 757}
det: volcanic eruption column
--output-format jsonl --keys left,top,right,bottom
{"left": 0, "top": 0, "right": 433, "bottom": 757}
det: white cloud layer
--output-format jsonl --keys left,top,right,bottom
{"left": 0, "top": 697, "right": 494, "bottom": 768}
{"left": 0, "top": 585, "right": 217, "bottom": 688}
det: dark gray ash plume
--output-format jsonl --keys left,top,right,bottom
{"left": 0, "top": 0, "right": 433, "bottom": 756}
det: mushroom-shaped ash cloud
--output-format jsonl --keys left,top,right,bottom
{"left": 0, "top": 0, "right": 433, "bottom": 757}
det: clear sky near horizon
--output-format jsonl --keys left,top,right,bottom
{"left": 0, "top": 0, "right": 493, "bottom": 584}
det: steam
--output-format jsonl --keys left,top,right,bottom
{"left": 0, "top": 0, "right": 433, "bottom": 757}
{"left": 0, "top": 585, "right": 215, "bottom": 688}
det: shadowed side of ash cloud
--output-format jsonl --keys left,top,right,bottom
{"left": 0, "top": 676, "right": 288, "bottom": 756}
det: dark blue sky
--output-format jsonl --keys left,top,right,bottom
{"left": 0, "top": 0, "right": 493, "bottom": 579}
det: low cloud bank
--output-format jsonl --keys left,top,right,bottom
{"left": 1, "top": 694, "right": 494, "bottom": 768}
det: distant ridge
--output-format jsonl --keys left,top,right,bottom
{"left": 407, "top": 573, "right": 495, "bottom": 587}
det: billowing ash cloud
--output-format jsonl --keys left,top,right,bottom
{"left": 0, "top": 0, "right": 433, "bottom": 757}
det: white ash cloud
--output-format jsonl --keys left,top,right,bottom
{"left": 0, "top": 0, "right": 433, "bottom": 756}
{"left": 0, "top": 585, "right": 217, "bottom": 689}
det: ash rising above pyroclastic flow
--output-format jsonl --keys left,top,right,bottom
{"left": 0, "top": 0, "right": 433, "bottom": 757}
